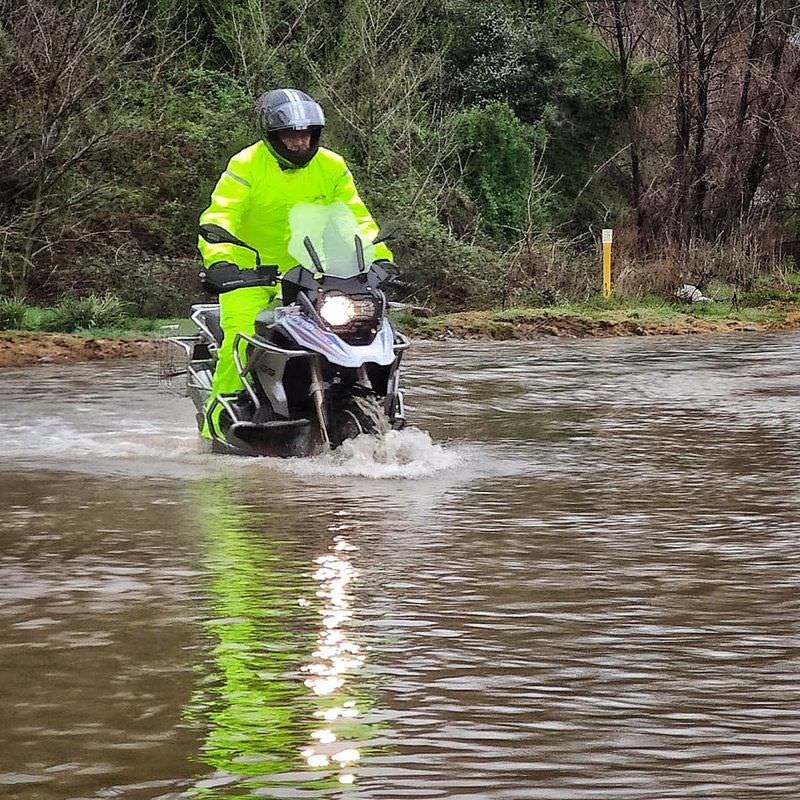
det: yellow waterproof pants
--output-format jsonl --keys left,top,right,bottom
{"left": 202, "top": 285, "right": 278, "bottom": 439}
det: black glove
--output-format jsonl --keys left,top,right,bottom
{"left": 371, "top": 259, "right": 400, "bottom": 285}
{"left": 200, "top": 261, "right": 278, "bottom": 295}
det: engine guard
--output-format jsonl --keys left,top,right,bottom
{"left": 213, "top": 418, "right": 321, "bottom": 458}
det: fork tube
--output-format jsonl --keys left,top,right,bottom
{"left": 356, "top": 365, "right": 372, "bottom": 389}
{"left": 308, "top": 356, "right": 330, "bottom": 447}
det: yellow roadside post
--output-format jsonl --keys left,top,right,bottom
{"left": 602, "top": 228, "right": 613, "bottom": 298}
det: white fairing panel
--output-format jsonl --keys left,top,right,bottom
{"left": 278, "top": 311, "right": 396, "bottom": 367}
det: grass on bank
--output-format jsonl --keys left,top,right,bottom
{"left": 392, "top": 290, "right": 800, "bottom": 334}
{"left": 0, "top": 294, "right": 183, "bottom": 337}
{"left": 3, "top": 285, "right": 800, "bottom": 340}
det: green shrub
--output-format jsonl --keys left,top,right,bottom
{"left": 116, "top": 256, "right": 199, "bottom": 318}
{"left": 44, "top": 293, "right": 130, "bottom": 333}
{"left": 738, "top": 288, "right": 800, "bottom": 306}
{"left": 106, "top": 67, "right": 255, "bottom": 253}
{"left": 390, "top": 311, "right": 421, "bottom": 329}
{"left": 444, "top": 2, "right": 657, "bottom": 236}
{"left": 445, "top": 1, "right": 563, "bottom": 125}
{"left": 0, "top": 298, "right": 29, "bottom": 330}
{"left": 390, "top": 207, "right": 500, "bottom": 310}
{"left": 451, "top": 102, "right": 539, "bottom": 243}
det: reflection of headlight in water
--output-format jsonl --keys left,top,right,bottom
{"left": 299, "top": 531, "right": 364, "bottom": 785}
{"left": 301, "top": 554, "right": 364, "bottom": 695}
{"left": 318, "top": 294, "right": 356, "bottom": 326}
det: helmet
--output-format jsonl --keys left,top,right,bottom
{"left": 256, "top": 88, "right": 325, "bottom": 169}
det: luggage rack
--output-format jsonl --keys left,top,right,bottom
{"left": 156, "top": 308, "right": 220, "bottom": 398}
{"left": 156, "top": 324, "right": 186, "bottom": 396}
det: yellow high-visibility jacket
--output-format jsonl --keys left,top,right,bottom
{"left": 198, "top": 142, "right": 392, "bottom": 271}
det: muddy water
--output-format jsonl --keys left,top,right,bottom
{"left": 1, "top": 333, "right": 799, "bottom": 799}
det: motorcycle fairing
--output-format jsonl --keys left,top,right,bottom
{"left": 275, "top": 310, "right": 396, "bottom": 367}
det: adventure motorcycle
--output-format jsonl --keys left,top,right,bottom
{"left": 167, "top": 201, "right": 409, "bottom": 457}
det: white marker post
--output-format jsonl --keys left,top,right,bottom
{"left": 602, "top": 229, "right": 613, "bottom": 299}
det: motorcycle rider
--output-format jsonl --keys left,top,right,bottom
{"left": 197, "top": 88, "right": 393, "bottom": 438}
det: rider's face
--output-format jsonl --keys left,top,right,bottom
{"left": 278, "top": 129, "right": 312, "bottom": 153}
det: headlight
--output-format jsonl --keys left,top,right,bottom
{"left": 315, "top": 292, "right": 381, "bottom": 344}
{"left": 318, "top": 294, "right": 356, "bottom": 326}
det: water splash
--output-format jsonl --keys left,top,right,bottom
{"left": 279, "top": 427, "right": 461, "bottom": 479}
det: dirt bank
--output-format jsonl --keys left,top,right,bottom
{"left": 3, "top": 309, "right": 800, "bottom": 368}
{"left": 405, "top": 309, "right": 800, "bottom": 340}
{"left": 0, "top": 331, "right": 158, "bottom": 368}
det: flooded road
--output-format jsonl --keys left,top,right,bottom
{"left": 1, "top": 332, "right": 799, "bottom": 799}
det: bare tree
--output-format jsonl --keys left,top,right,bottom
{"left": 578, "top": 0, "right": 800, "bottom": 265}
{"left": 306, "top": 0, "right": 445, "bottom": 181}
{"left": 734, "top": 2, "right": 800, "bottom": 227}
{"left": 0, "top": 0, "right": 146, "bottom": 298}
{"left": 580, "top": 0, "right": 660, "bottom": 241}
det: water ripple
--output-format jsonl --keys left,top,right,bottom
{"left": 2, "top": 334, "right": 800, "bottom": 798}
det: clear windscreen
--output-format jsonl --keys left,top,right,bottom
{"left": 287, "top": 201, "right": 377, "bottom": 278}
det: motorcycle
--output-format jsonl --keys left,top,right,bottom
{"left": 167, "top": 201, "right": 409, "bottom": 457}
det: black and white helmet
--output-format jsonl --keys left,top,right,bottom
{"left": 256, "top": 88, "right": 325, "bottom": 168}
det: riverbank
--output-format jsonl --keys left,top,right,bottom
{"left": 0, "top": 331, "right": 159, "bottom": 368}
{"left": 2, "top": 301, "right": 800, "bottom": 368}
{"left": 399, "top": 302, "right": 800, "bottom": 340}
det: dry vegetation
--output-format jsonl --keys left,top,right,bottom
{"left": 1, "top": 0, "right": 799, "bottom": 315}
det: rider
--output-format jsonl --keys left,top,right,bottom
{"left": 197, "top": 88, "right": 393, "bottom": 438}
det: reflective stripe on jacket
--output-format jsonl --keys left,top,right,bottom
{"left": 198, "top": 142, "right": 392, "bottom": 271}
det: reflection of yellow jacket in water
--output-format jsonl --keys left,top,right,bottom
{"left": 188, "top": 480, "right": 311, "bottom": 779}
{"left": 197, "top": 142, "right": 392, "bottom": 436}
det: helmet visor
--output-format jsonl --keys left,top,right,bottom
{"left": 267, "top": 98, "right": 325, "bottom": 131}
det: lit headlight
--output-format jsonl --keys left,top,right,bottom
{"left": 318, "top": 294, "right": 356, "bottom": 326}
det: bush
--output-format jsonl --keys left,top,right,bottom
{"left": 738, "top": 288, "right": 800, "bottom": 306}
{"left": 109, "top": 67, "right": 256, "bottom": 254}
{"left": 451, "top": 102, "right": 539, "bottom": 242}
{"left": 0, "top": 298, "right": 29, "bottom": 330}
{"left": 43, "top": 293, "right": 130, "bottom": 332}
{"left": 115, "top": 254, "right": 199, "bottom": 318}
{"left": 445, "top": 1, "right": 563, "bottom": 125}
{"left": 444, "top": 3, "right": 653, "bottom": 237}
{"left": 392, "top": 209, "right": 500, "bottom": 310}
{"left": 498, "top": 231, "right": 598, "bottom": 305}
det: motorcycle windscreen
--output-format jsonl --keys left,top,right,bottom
{"left": 287, "top": 201, "right": 377, "bottom": 278}
{"left": 278, "top": 313, "right": 396, "bottom": 368}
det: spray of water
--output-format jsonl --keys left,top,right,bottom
{"left": 278, "top": 427, "right": 461, "bottom": 479}
{"left": 3, "top": 408, "right": 464, "bottom": 481}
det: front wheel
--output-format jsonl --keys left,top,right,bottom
{"left": 329, "top": 394, "right": 390, "bottom": 448}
